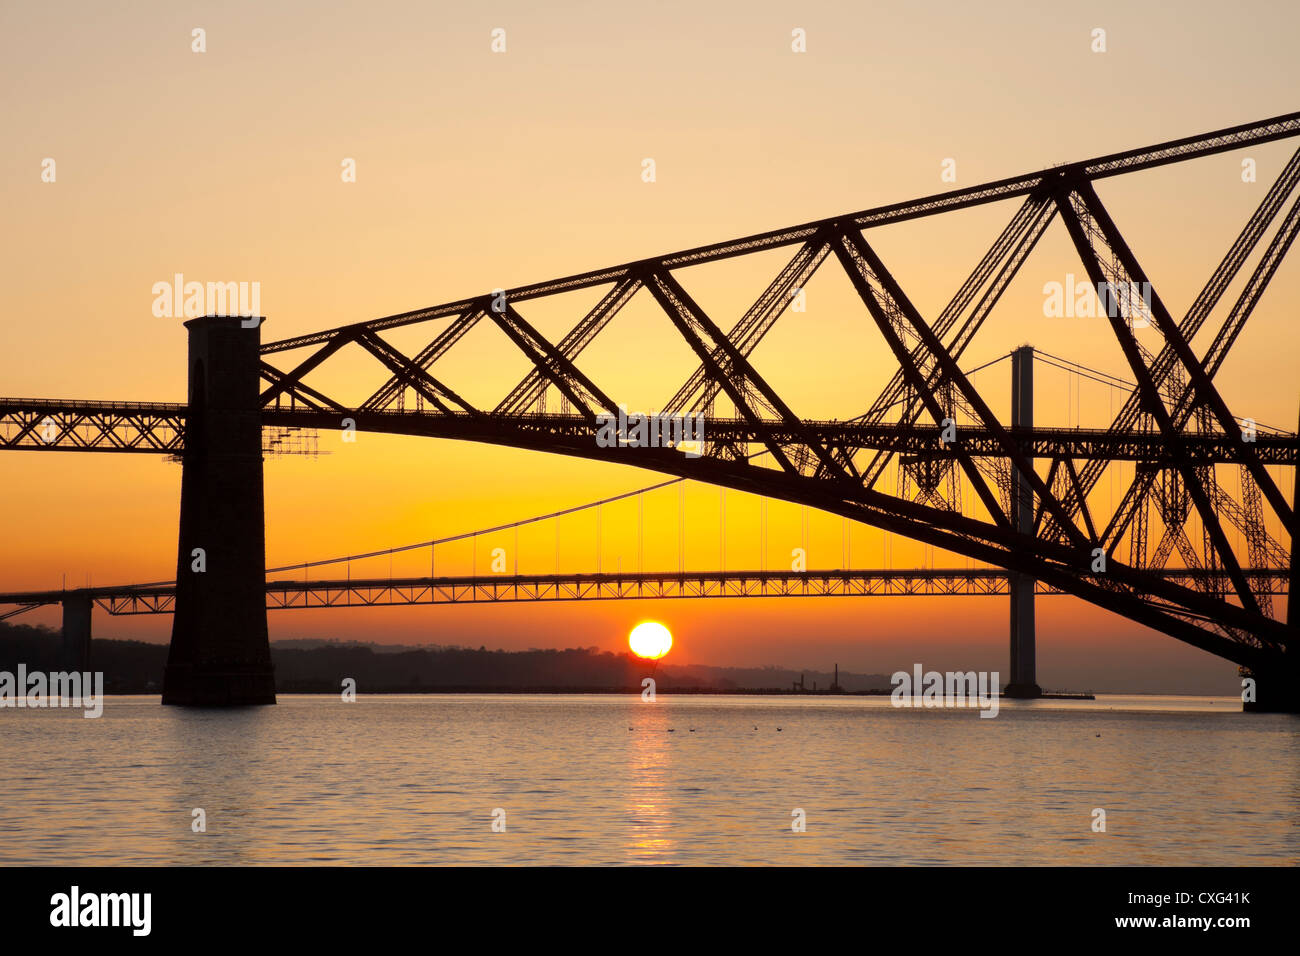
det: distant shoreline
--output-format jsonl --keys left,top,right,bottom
{"left": 1, "top": 624, "right": 1108, "bottom": 699}
{"left": 91, "top": 686, "right": 1096, "bottom": 699}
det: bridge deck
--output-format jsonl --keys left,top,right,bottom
{"left": 0, "top": 568, "right": 1286, "bottom": 615}
{"left": 1, "top": 400, "right": 1294, "bottom": 463}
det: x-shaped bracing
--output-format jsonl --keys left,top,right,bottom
{"left": 253, "top": 114, "right": 1300, "bottom": 665}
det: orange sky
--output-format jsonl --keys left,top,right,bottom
{"left": 2, "top": 1, "right": 1297, "bottom": 693}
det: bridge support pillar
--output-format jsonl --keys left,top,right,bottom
{"left": 60, "top": 592, "right": 92, "bottom": 673}
{"left": 162, "top": 315, "right": 275, "bottom": 706}
{"left": 1244, "top": 403, "right": 1300, "bottom": 713}
{"left": 1241, "top": 661, "right": 1300, "bottom": 713}
{"left": 1005, "top": 345, "right": 1041, "bottom": 699}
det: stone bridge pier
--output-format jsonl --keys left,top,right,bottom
{"left": 161, "top": 315, "right": 275, "bottom": 706}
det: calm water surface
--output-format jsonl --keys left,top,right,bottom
{"left": 1, "top": 694, "right": 1295, "bottom": 865}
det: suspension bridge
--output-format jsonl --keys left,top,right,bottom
{"left": 2, "top": 112, "right": 1299, "bottom": 709}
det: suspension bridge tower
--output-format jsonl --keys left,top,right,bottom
{"left": 1005, "top": 344, "right": 1042, "bottom": 698}
{"left": 161, "top": 315, "right": 276, "bottom": 706}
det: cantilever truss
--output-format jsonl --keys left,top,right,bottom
{"left": 4, "top": 113, "right": 1298, "bottom": 672}
{"left": 252, "top": 112, "right": 1300, "bottom": 671}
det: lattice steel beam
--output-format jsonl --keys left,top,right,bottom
{"left": 1, "top": 568, "right": 1284, "bottom": 616}
{"left": 4, "top": 400, "right": 1295, "bottom": 463}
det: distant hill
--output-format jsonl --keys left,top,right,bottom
{"left": 0, "top": 621, "right": 171, "bottom": 693}
{"left": 0, "top": 623, "right": 893, "bottom": 694}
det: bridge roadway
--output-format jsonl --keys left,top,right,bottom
{"left": 0, "top": 567, "right": 1287, "bottom": 616}
{"left": 0, "top": 399, "right": 1295, "bottom": 464}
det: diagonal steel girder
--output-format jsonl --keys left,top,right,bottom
{"left": 1063, "top": 174, "right": 1299, "bottom": 625}
{"left": 1072, "top": 147, "right": 1300, "bottom": 557}
{"left": 259, "top": 362, "right": 349, "bottom": 413}
{"left": 494, "top": 276, "right": 641, "bottom": 415}
{"left": 487, "top": 300, "right": 617, "bottom": 421}
{"left": 834, "top": 223, "right": 1095, "bottom": 554}
{"left": 260, "top": 332, "right": 357, "bottom": 409}
{"left": 1197, "top": 186, "right": 1300, "bottom": 381}
{"left": 855, "top": 190, "right": 1057, "bottom": 490}
{"left": 831, "top": 227, "right": 1011, "bottom": 527}
{"left": 662, "top": 236, "right": 832, "bottom": 417}
{"left": 1054, "top": 181, "right": 1263, "bottom": 617}
{"left": 360, "top": 306, "right": 485, "bottom": 412}
{"left": 491, "top": 239, "right": 829, "bottom": 422}
{"left": 353, "top": 330, "right": 480, "bottom": 416}
{"left": 642, "top": 266, "right": 853, "bottom": 481}
{"left": 1073, "top": 177, "right": 1292, "bottom": 529}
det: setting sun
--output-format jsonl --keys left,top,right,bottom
{"left": 628, "top": 622, "right": 673, "bottom": 660}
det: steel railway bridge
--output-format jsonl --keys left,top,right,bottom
{"left": 3, "top": 112, "right": 1299, "bottom": 709}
